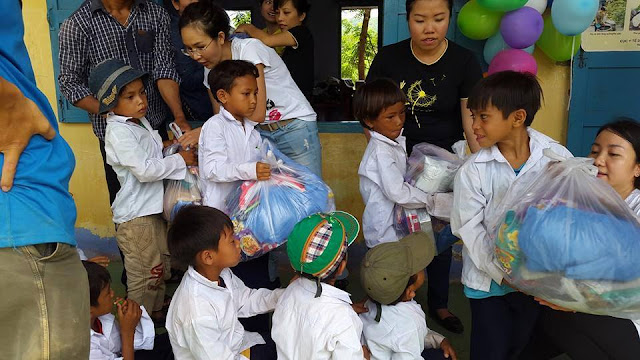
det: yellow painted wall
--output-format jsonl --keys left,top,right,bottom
{"left": 22, "top": 0, "right": 569, "bottom": 241}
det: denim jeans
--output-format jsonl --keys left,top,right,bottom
{"left": 0, "top": 243, "right": 90, "bottom": 359}
{"left": 257, "top": 119, "right": 323, "bottom": 178}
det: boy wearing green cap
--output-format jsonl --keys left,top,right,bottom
{"left": 360, "top": 232, "right": 457, "bottom": 360}
{"left": 271, "top": 211, "right": 366, "bottom": 359}
{"left": 88, "top": 58, "right": 197, "bottom": 322}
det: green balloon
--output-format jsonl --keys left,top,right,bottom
{"left": 477, "top": 0, "right": 528, "bottom": 11}
{"left": 536, "top": 15, "right": 581, "bottom": 62}
{"left": 457, "top": 0, "right": 504, "bottom": 40}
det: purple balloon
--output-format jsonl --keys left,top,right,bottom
{"left": 488, "top": 49, "right": 538, "bottom": 75}
{"left": 500, "top": 7, "right": 544, "bottom": 49}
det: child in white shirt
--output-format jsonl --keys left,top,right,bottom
{"left": 450, "top": 71, "right": 573, "bottom": 360}
{"left": 356, "top": 79, "right": 440, "bottom": 248}
{"left": 271, "top": 212, "right": 365, "bottom": 359}
{"left": 198, "top": 60, "right": 271, "bottom": 211}
{"left": 166, "top": 205, "right": 283, "bottom": 360}
{"left": 89, "top": 59, "right": 196, "bottom": 321}
{"left": 359, "top": 232, "right": 457, "bottom": 360}
{"left": 83, "top": 260, "right": 173, "bottom": 360}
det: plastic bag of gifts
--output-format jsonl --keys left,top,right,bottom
{"left": 488, "top": 150, "right": 640, "bottom": 318}
{"left": 225, "top": 140, "right": 335, "bottom": 261}
{"left": 405, "top": 141, "right": 466, "bottom": 193}
{"left": 162, "top": 123, "right": 202, "bottom": 222}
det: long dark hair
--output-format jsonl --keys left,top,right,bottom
{"left": 179, "top": 1, "right": 230, "bottom": 41}
{"left": 597, "top": 118, "right": 640, "bottom": 189}
{"left": 406, "top": 0, "right": 453, "bottom": 19}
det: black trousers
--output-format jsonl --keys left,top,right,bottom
{"left": 520, "top": 307, "right": 640, "bottom": 360}
{"left": 468, "top": 292, "right": 540, "bottom": 360}
{"left": 135, "top": 332, "right": 174, "bottom": 360}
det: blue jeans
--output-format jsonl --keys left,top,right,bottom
{"left": 257, "top": 119, "right": 323, "bottom": 178}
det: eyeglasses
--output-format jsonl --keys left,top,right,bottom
{"left": 181, "top": 39, "right": 214, "bottom": 57}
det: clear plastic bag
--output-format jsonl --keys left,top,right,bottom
{"left": 406, "top": 143, "right": 464, "bottom": 194}
{"left": 225, "top": 140, "right": 335, "bottom": 261}
{"left": 162, "top": 123, "right": 202, "bottom": 222}
{"left": 488, "top": 150, "right": 640, "bottom": 318}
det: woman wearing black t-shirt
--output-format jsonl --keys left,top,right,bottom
{"left": 367, "top": 0, "right": 483, "bottom": 335}
{"left": 235, "top": 0, "right": 314, "bottom": 99}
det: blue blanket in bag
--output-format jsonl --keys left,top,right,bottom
{"left": 519, "top": 205, "right": 640, "bottom": 281}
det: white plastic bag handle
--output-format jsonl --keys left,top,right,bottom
{"left": 543, "top": 149, "right": 598, "bottom": 177}
{"left": 169, "top": 122, "right": 183, "bottom": 139}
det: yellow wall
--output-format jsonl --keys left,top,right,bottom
{"left": 22, "top": 0, "right": 569, "bottom": 240}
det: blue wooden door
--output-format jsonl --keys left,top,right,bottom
{"left": 47, "top": 0, "right": 87, "bottom": 123}
{"left": 382, "top": 0, "right": 486, "bottom": 67}
{"left": 567, "top": 50, "right": 640, "bottom": 156}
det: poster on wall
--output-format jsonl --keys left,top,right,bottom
{"left": 582, "top": 0, "right": 640, "bottom": 51}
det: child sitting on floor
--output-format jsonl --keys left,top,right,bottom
{"left": 359, "top": 232, "right": 457, "bottom": 360}
{"left": 84, "top": 261, "right": 173, "bottom": 360}
{"left": 165, "top": 206, "right": 283, "bottom": 359}
{"left": 271, "top": 211, "right": 366, "bottom": 359}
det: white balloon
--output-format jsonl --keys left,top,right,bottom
{"left": 525, "top": 0, "right": 547, "bottom": 14}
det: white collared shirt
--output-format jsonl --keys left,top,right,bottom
{"left": 89, "top": 306, "right": 155, "bottom": 360}
{"left": 166, "top": 266, "right": 283, "bottom": 360}
{"left": 359, "top": 131, "right": 430, "bottom": 248}
{"left": 450, "top": 128, "right": 573, "bottom": 292}
{"left": 271, "top": 277, "right": 364, "bottom": 359}
{"left": 198, "top": 106, "right": 262, "bottom": 211}
{"left": 104, "top": 114, "right": 187, "bottom": 224}
{"left": 360, "top": 300, "right": 445, "bottom": 360}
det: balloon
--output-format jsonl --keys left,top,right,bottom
{"left": 488, "top": 49, "right": 538, "bottom": 75}
{"left": 500, "top": 7, "right": 544, "bottom": 49}
{"left": 458, "top": 0, "right": 504, "bottom": 40}
{"left": 525, "top": 0, "right": 547, "bottom": 14}
{"left": 484, "top": 32, "right": 535, "bottom": 64}
{"left": 551, "top": 0, "right": 599, "bottom": 36}
{"left": 478, "top": 0, "right": 528, "bottom": 12}
{"left": 537, "top": 14, "right": 580, "bottom": 61}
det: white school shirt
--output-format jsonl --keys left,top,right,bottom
{"left": 359, "top": 300, "right": 445, "bottom": 360}
{"left": 104, "top": 114, "right": 187, "bottom": 224}
{"left": 203, "top": 38, "right": 316, "bottom": 123}
{"left": 626, "top": 189, "right": 640, "bottom": 338}
{"left": 166, "top": 266, "right": 283, "bottom": 360}
{"left": 271, "top": 277, "right": 364, "bottom": 360}
{"left": 198, "top": 106, "right": 262, "bottom": 211}
{"left": 89, "top": 306, "right": 155, "bottom": 360}
{"left": 359, "top": 131, "right": 430, "bottom": 248}
{"left": 450, "top": 128, "right": 573, "bottom": 292}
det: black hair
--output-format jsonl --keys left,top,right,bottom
{"left": 208, "top": 60, "right": 260, "bottom": 103}
{"left": 388, "top": 274, "right": 418, "bottom": 306}
{"left": 274, "top": 0, "right": 310, "bottom": 15}
{"left": 406, "top": 0, "right": 453, "bottom": 19}
{"left": 353, "top": 78, "right": 407, "bottom": 130}
{"left": 467, "top": 71, "right": 543, "bottom": 126}
{"left": 179, "top": 1, "right": 230, "bottom": 41}
{"left": 167, "top": 205, "right": 234, "bottom": 267}
{"left": 597, "top": 117, "right": 640, "bottom": 189}
{"left": 83, "top": 260, "right": 111, "bottom": 307}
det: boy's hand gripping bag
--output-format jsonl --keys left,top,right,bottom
{"left": 162, "top": 123, "right": 202, "bottom": 222}
{"left": 225, "top": 140, "right": 335, "bottom": 261}
{"left": 488, "top": 150, "right": 640, "bottom": 318}
{"left": 406, "top": 142, "right": 465, "bottom": 194}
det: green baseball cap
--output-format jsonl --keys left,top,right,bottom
{"left": 287, "top": 211, "right": 360, "bottom": 280}
{"left": 361, "top": 231, "right": 436, "bottom": 305}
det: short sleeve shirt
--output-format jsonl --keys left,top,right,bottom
{"left": 282, "top": 25, "right": 314, "bottom": 99}
{"left": 367, "top": 39, "right": 482, "bottom": 150}
{"left": 204, "top": 38, "right": 316, "bottom": 124}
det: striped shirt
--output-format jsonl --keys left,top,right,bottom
{"left": 58, "top": 0, "right": 179, "bottom": 140}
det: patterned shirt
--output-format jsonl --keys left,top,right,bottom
{"left": 58, "top": 0, "right": 179, "bottom": 140}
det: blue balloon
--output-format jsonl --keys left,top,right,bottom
{"left": 551, "top": 0, "right": 599, "bottom": 36}
{"left": 484, "top": 32, "right": 535, "bottom": 64}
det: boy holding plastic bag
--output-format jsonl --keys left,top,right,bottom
{"left": 450, "top": 71, "right": 572, "bottom": 360}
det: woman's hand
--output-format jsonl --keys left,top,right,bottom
{"left": 178, "top": 127, "right": 202, "bottom": 149}
{"left": 534, "top": 297, "right": 576, "bottom": 312}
